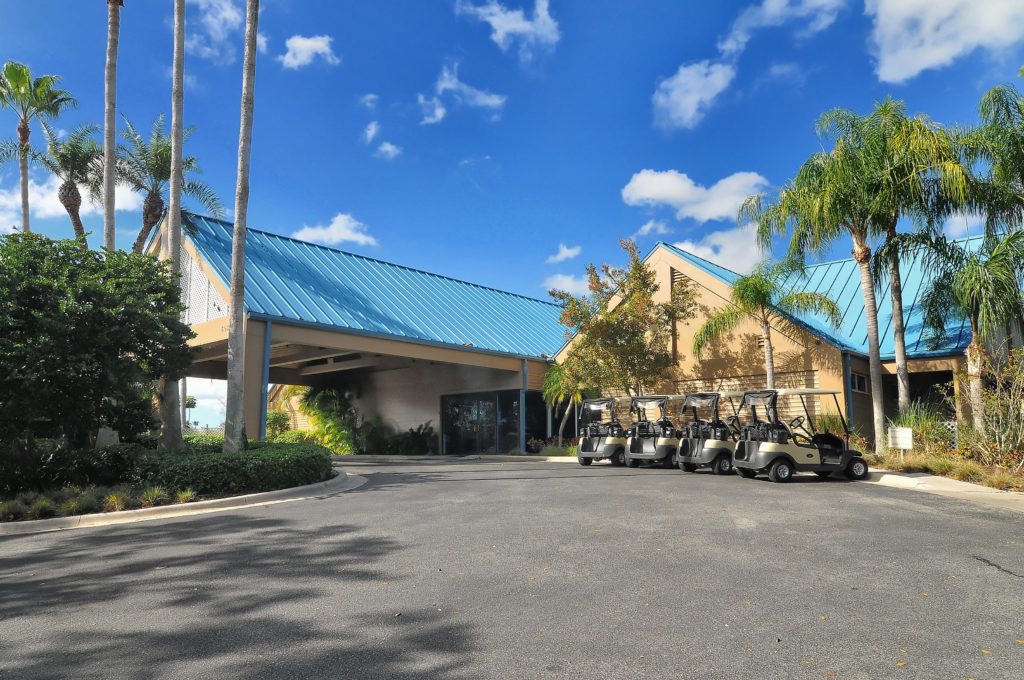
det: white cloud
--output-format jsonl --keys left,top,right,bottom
{"left": 545, "top": 243, "right": 581, "bottom": 264}
{"left": 673, "top": 223, "right": 761, "bottom": 274}
{"left": 634, "top": 219, "right": 672, "bottom": 238}
{"left": 183, "top": 378, "right": 226, "bottom": 426}
{"left": 0, "top": 175, "right": 142, "bottom": 229}
{"left": 866, "top": 0, "right": 1024, "bottom": 83}
{"left": 622, "top": 169, "right": 769, "bottom": 223}
{"left": 543, "top": 273, "right": 589, "bottom": 295}
{"left": 359, "top": 93, "right": 379, "bottom": 110}
{"left": 293, "top": 213, "right": 377, "bottom": 247}
{"left": 256, "top": 32, "right": 268, "bottom": 54}
{"left": 652, "top": 61, "right": 736, "bottom": 130}
{"left": 943, "top": 211, "right": 986, "bottom": 238}
{"left": 654, "top": 1, "right": 842, "bottom": 130}
{"left": 718, "top": 0, "right": 844, "bottom": 57}
{"left": 374, "top": 142, "right": 403, "bottom": 160}
{"left": 417, "top": 94, "right": 447, "bottom": 125}
{"left": 363, "top": 121, "right": 380, "bottom": 144}
{"left": 436, "top": 63, "right": 507, "bottom": 112}
{"left": 277, "top": 35, "right": 341, "bottom": 70}
{"left": 185, "top": 0, "right": 243, "bottom": 64}
{"left": 455, "top": 0, "right": 561, "bottom": 62}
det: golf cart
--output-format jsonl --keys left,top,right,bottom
{"left": 729, "top": 388, "right": 869, "bottom": 483}
{"left": 623, "top": 396, "right": 677, "bottom": 468}
{"left": 576, "top": 398, "right": 627, "bottom": 466}
{"left": 674, "top": 392, "right": 738, "bottom": 475}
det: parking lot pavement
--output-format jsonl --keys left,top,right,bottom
{"left": 2, "top": 460, "right": 1022, "bottom": 679}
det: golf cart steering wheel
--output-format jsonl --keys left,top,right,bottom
{"left": 788, "top": 416, "right": 812, "bottom": 444}
{"left": 725, "top": 415, "right": 741, "bottom": 436}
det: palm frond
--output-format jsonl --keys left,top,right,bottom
{"left": 692, "top": 304, "right": 747, "bottom": 360}
{"left": 182, "top": 179, "right": 224, "bottom": 218}
{"left": 775, "top": 291, "right": 844, "bottom": 330}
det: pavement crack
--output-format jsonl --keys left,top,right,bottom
{"left": 972, "top": 555, "right": 1023, "bottom": 579}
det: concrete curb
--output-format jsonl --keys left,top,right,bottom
{"left": 1, "top": 467, "right": 366, "bottom": 536}
{"left": 866, "top": 469, "right": 1024, "bottom": 513}
{"left": 335, "top": 454, "right": 581, "bottom": 464}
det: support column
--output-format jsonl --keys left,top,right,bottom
{"left": 546, "top": 403, "right": 552, "bottom": 438}
{"left": 519, "top": 359, "right": 528, "bottom": 452}
{"left": 242, "top": 318, "right": 269, "bottom": 442}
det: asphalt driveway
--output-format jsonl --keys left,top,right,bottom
{"left": 1, "top": 459, "right": 1022, "bottom": 679}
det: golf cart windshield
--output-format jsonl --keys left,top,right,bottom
{"left": 631, "top": 397, "right": 669, "bottom": 421}
{"left": 581, "top": 398, "right": 618, "bottom": 423}
{"left": 681, "top": 393, "right": 719, "bottom": 419}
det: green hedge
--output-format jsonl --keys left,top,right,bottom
{"left": 134, "top": 443, "right": 333, "bottom": 495}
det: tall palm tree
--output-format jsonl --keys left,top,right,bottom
{"left": 103, "top": 0, "right": 124, "bottom": 249}
{"left": 743, "top": 143, "right": 889, "bottom": 452}
{"left": 886, "top": 230, "right": 1024, "bottom": 430}
{"left": 0, "top": 61, "right": 76, "bottom": 233}
{"left": 158, "top": 0, "right": 187, "bottom": 452}
{"left": 692, "top": 259, "right": 843, "bottom": 389}
{"left": 542, "top": 362, "right": 588, "bottom": 447}
{"left": 224, "top": 0, "right": 261, "bottom": 453}
{"left": 34, "top": 122, "right": 102, "bottom": 244}
{"left": 117, "top": 115, "right": 222, "bottom": 253}
{"left": 818, "top": 98, "right": 971, "bottom": 412}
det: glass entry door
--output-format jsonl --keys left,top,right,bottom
{"left": 442, "top": 393, "right": 499, "bottom": 455}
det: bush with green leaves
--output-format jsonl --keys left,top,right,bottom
{"left": 0, "top": 233, "right": 194, "bottom": 453}
{"left": 266, "top": 409, "right": 291, "bottom": 440}
{"left": 270, "top": 429, "right": 316, "bottom": 444}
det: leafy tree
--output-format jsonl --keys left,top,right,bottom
{"left": 542, "top": 360, "right": 590, "bottom": 447}
{"left": 0, "top": 61, "right": 76, "bottom": 233}
{"left": 266, "top": 409, "right": 292, "bottom": 440}
{"left": 225, "top": 0, "right": 260, "bottom": 453}
{"left": 0, "top": 233, "right": 194, "bottom": 451}
{"left": 549, "top": 239, "right": 698, "bottom": 397}
{"left": 692, "top": 259, "right": 842, "bottom": 389}
{"left": 33, "top": 122, "right": 102, "bottom": 244}
{"left": 818, "top": 98, "right": 970, "bottom": 411}
{"left": 117, "top": 115, "right": 222, "bottom": 253}
{"left": 884, "top": 230, "right": 1024, "bottom": 431}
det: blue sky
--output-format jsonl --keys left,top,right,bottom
{"left": 3, "top": 0, "right": 1023, "bottom": 425}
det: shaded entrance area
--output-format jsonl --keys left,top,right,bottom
{"left": 442, "top": 390, "right": 547, "bottom": 454}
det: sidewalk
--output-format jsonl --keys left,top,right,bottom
{"left": 866, "top": 470, "right": 1024, "bottom": 513}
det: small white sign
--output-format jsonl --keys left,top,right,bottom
{"left": 888, "top": 426, "right": 913, "bottom": 450}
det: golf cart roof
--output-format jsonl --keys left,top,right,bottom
{"left": 720, "top": 388, "right": 841, "bottom": 398}
{"left": 680, "top": 392, "right": 720, "bottom": 407}
{"left": 630, "top": 395, "right": 670, "bottom": 410}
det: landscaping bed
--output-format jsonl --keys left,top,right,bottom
{"left": 0, "top": 436, "right": 334, "bottom": 522}
{"left": 867, "top": 452, "right": 1024, "bottom": 491}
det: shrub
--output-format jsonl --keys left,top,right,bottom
{"left": 175, "top": 488, "right": 197, "bottom": 504}
{"left": 0, "top": 499, "right": 27, "bottom": 521}
{"left": 266, "top": 409, "right": 291, "bottom": 440}
{"left": 271, "top": 430, "right": 316, "bottom": 444}
{"left": 386, "top": 422, "right": 436, "bottom": 455}
{"left": 951, "top": 461, "right": 984, "bottom": 483}
{"left": 28, "top": 496, "right": 56, "bottom": 519}
{"left": 889, "top": 400, "right": 953, "bottom": 456}
{"left": 135, "top": 443, "right": 333, "bottom": 495}
{"left": 566, "top": 444, "right": 578, "bottom": 457}
{"left": 103, "top": 491, "right": 129, "bottom": 512}
{"left": 139, "top": 487, "right": 170, "bottom": 508}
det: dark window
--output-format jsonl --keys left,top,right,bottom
{"left": 850, "top": 372, "right": 869, "bottom": 394}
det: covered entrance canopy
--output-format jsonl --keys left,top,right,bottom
{"left": 165, "top": 213, "right": 564, "bottom": 451}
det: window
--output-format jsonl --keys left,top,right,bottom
{"left": 850, "top": 372, "right": 869, "bottom": 394}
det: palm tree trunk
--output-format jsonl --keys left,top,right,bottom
{"left": 103, "top": 0, "right": 122, "bottom": 250}
{"left": 855, "top": 245, "right": 887, "bottom": 454}
{"left": 557, "top": 401, "right": 571, "bottom": 447}
{"left": 761, "top": 318, "right": 775, "bottom": 389}
{"left": 886, "top": 224, "right": 910, "bottom": 412}
{"left": 17, "top": 119, "right": 30, "bottom": 233}
{"left": 57, "top": 179, "right": 87, "bottom": 244}
{"left": 223, "top": 0, "right": 260, "bottom": 453}
{"left": 158, "top": 0, "right": 186, "bottom": 452}
{"left": 132, "top": 190, "right": 164, "bottom": 253}
{"left": 966, "top": 323, "right": 985, "bottom": 433}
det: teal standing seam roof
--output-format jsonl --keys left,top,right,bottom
{"left": 183, "top": 212, "right": 566, "bottom": 360}
{"left": 657, "top": 238, "right": 980, "bottom": 361}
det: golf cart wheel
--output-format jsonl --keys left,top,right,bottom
{"left": 814, "top": 471, "right": 832, "bottom": 478}
{"left": 661, "top": 454, "right": 676, "bottom": 469}
{"left": 736, "top": 468, "right": 756, "bottom": 479}
{"left": 680, "top": 462, "right": 698, "bottom": 473}
{"left": 578, "top": 456, "right": 592, "bottom": 466}
{"left": 625, "top": 454, "right": 640, "bottom": 468}
{"left": 846, "top": 457, "right": 869, "bottom": 480}
{"left": 710, "top": 455, "right": 733, "bottom": 475}
{"left": 767, "top": 459, "right": 794, "bottom": 483}
{"left": 610, "top": 450, "right": 624, "bottom": 466}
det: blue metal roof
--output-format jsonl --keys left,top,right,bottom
{"left": 658, "top": 238, "right": 979, "bottom": 361}
{"left": 183, "top": 212, "right": 565, "bottom": 360}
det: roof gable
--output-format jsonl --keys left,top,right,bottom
{"left": 183, "top": 212, "right": 565, "bottom": 359}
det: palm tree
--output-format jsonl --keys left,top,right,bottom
{"left": 887, "top": 231, "right": 1024, "bottom": 430}
{"left": 224, "top": 0, "right": 261, "bottom": 453}
{"left": 743, "top": 143, "right": 889, "bottom": 452}
{"left": 542, "top": 363, "right": 588, "bottom": 447}
{"left": 117, "top": 115, "right": 222, "bottom": 253}
{"left": 33, "top": 122, "right": 102, "bottom": 244}
{"left": 103, "top": 0, "right": 124, "bottom": 249}
{"left": 158, "top": 0, "right": 187, "bottom": 452}
{"left": 0, "top": 61, "right": 76, "bottom": 233}
{"left": 818, "top": 98, "right": 971, "bottom": 412}
{"left": 691, "top": 259, "right": 843, "bottom": 389}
